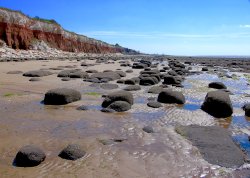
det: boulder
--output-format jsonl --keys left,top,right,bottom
{"left": 176, "top": 125, "right": 245, "bottom": 168}
{"left": 14, "top": 145, "right": 46, "bottom": 167}
{"left": 58, "top": 144, "right": 86, "bottom": 161}
{"left": 102, "top": 90, "right": 133, "bottom": 108}
{"left": 123, "top": 85, "right": 141, "bottom": 91}
{"left": 163, "top": 75, "right": 182, "bottom": 85}
{"left": 44, "top": 88, "right": 81, "bottom": 105}
{"left": 147, "top": 101, "right": 163, "bottom": 108}
{"left": 107, "top": 101, "right": 131, "bottom": 112}
{"left": 124, "top": 79, "right": 136, "bottom": 85}
{"left": 208, "top": 82, "right": 227, "bottom": 89}
{"left": 201, "top": 90, "right": 233, "bottom": 118}
{"left": 57, "top": 69, "right": 80, "bottom": 78}
{"left": 242, "top": 103, "right": 250, "bottom": 117}
{"left": 23, "top": 70, "right": 52, "bottom": 77}
{"left": 29, "top": 78, "right": 41, "bottom": 82}
{"left": 143, "top": 126, "right": 154, "bottom": 133}
{"left": 139, "top": 77, "right": 157, "bottom": 86}
{"left": 69, "top": 71, "right": 88, "bottom": 78}
{"left": 157, "top": 89, "right": 185, "bottom": 104}
{"left": 148, "top": 86, "right": 163, "bottom": 94}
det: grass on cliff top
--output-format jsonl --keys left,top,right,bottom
{"left": 0, "top": 7, "right": 59, "bottom": 25}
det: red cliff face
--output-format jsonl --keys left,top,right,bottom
{"left": 0, "top": 8, "right": 137, "bottom": 54}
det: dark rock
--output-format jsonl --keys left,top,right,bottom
{"left": 148, "top": 86, "right": 163, "bottom": 94}
{"left": 86, "top": 69, "right": 98, "bottom": 73}
{"left": 101, "top": 108, "right": 115, "bottom": 113}
{"left": 125, "top": 69, "right": 133, "bottom": 73}
{"left": 23, "top": 70, "right": 53, "bottom": 77}
{"left": 208, "top": 82, "right": 227, "bottom": 89}
{"left": 124, "top": 79, "right": 136, "bottom": 85}
{"left": 163, "top": 75, "right": 182, "bottom": 85}
{"left": 242, "top": 103, "right": 250, "bottom": 117}
{"left": 76, "top": 105, "right": 89, "bottom": 111}
{"left": 69, "top": 71, "right": 88, "bottom": 78}
{"left": 176, "top": 125, "right": 245, "bottom": 168}
{"left": 58, "top": 144, "right": 86, "bottom": 161}
{"left": 29, "top": 78, "right": 41, "bottom": 82}
{"left": 44, "top": 88, "right": 81, "bottom": 105}
{"left": 117, "top": 79, "right": 125, "bottom": 84}
{"left": 85, "top": 78, "right": 101, "bottom": 83}
{"left": 102, "top": 90, "right": 133, "bottom": 108}
{"left": 61, "top": 78, "right": 71, "bottom": 81}
{"left": 147, "top": 101, "right": 162, "bottom": 108}
{"left": 202, "top": 67, "right": 209, "bottom": 71}
{"left": 201, "top": 90, "right": 233, "bottom": 118}
{"left": 139, "top": 77, "right": 157, "bottom": 86}
{"left": 157, "top": 89, "right": 185, "bottom": 104}
{"left": 57, "top": 69, "right": 80, "bottom": 78}
{"left": 123, "top": 85, "right": 141, "bottom": 91}
{"left": 14, "top": 145, "right": 46, "bottom": 167}
{"left": 100, "top": 83, "right": 119, "bottom": 90}
{"left": 107, "top": 101, "right": 131, "bottom": 112}
{"left": 143, "top": 126, "right": 154, "bottom": 133}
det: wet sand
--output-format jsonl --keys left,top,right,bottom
{"left": 0, "top": 58, "right": 250, "bottom": 177}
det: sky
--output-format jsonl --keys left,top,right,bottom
{"left": 1, "top": 0, "right": 250, "bottom": 56}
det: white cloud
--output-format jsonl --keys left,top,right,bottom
{"left": 240, "top": 25, "right": 250, "bottom": 28}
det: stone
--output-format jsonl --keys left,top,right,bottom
{"left": 58, "top": 144, "right": 86, "bottom": 161}
{"left": 29, "top": 78, "right": 41, "bottom": 82}
{"left": 201, "top": 90, "right": 233, "bottom": 118}
{"left": 123, "top": 85, "right": 141, "bottom": 91}
{"left": 102, "top": 90, "right": 133, "bottom": 108}
{"left": 107, "top": 101, "right": 131, "bottom": 112}
{"left": 242, "top": 103, "right": 250, "bottom": 117}
{"left": 143, "top": 126, "right": 154, "bottom": 133}
{"left": 208, "top": 82, "right": 227, "bottom": 89}
{"left": 176, "top": 125, "right": 245, "bottom": 168}
{"left": 148, "top": 86, "right": 163, "bottom": 94}
{"left": 14, "top": 145, "right": 46, "bottom": 167}
{"left": 157, "top": 89, "right": 185, "bottom": 104}
{"left": 44, "top": 88, "right": 81, "bottom": 105}
{"left": 23, "top": 70, "right": 53, "bottom": 77}
{"left": 147, "top": 101, "right": 162, "bottom": 108}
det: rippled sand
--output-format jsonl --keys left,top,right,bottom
{"left": 0, "top": 59, "right": 249, "bottom": 177}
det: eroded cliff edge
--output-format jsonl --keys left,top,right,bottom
{"left": 0, "top": 8, "right": 138, "bottom": 54}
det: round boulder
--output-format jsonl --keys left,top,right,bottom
{"left": 147, "top": 101, "right": 163, "bottom": 108}
{"left": 201, "top": 90, "right": 233, "bottom": 118}
{"left": 58, "top": 144, "right": 86, "bottom": 161}
{"left": 14, "top": 145, "right": 46, "bottom": 167}
{"left": 157, "top": 89, "right": 185, "bottom": 104}
{"left": 123, "top": 85, "right": 141, "bottom": 91}
{"left": 208, "top": 82, "right": 227, "bottom": 89}
{"left": 44, "top": 88, "right": 81, "bottom": 105}
{"left": 107, "top": 101, "right": 131, "bottom": 112}
{"left": 242, "top": 103, "right": 250, "bottom": 117}
{"left": 102, "top": 90, "right": 133, "bottom": 108}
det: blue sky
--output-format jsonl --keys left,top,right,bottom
{"left": 1, "top": 0, "right": 250, "bottom": 55}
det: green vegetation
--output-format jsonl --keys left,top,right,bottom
{"left": 33, "top": 16, "right": 59, "bottom": 25}
{"left": 3, "top": 93, "right": 15, "bottom": 97}
{"left": 84, "top": 92, "right": 101, "bottom": 96}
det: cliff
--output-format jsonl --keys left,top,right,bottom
{"left": 0, "top": 7, "right": 138, "bottom": 54}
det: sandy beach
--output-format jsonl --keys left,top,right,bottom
{"left": 0, "top": 55, "right": 249, "bottom": 177}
